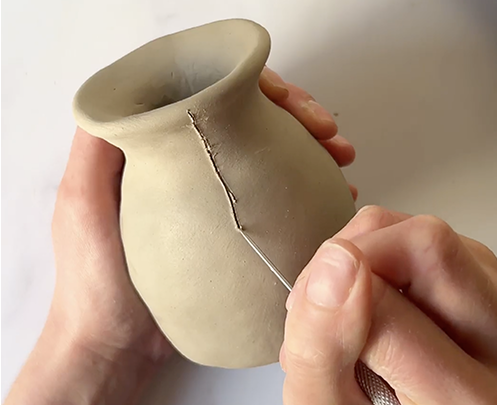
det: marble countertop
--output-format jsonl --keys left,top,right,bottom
{"left": 2, "top": 0, "right": 497, "bottom": 402}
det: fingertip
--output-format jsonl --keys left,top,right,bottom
{"left": 315, "top": 239, "right": 373, "bottom": 322}
{"left": 319, "top": 136, "right": 356, "bottom": 167}
{"left": 294, "top": 99, "right": 338, "bottom": 140}
{"left": 293, "top": 239, "right": 371, "bottom": 313}
{"left": 349, "top": 184, "right": 358, "bottom": 201}
{"left": 275, "top": 83, "right": 339, "bottom": 141}
{"left": 69, "top": 127, "right": 124, "bottom": 174}
{"left": 259, "top": 66, "right": 290, "bottom": 102}
{"left": 305, "top": 241, "right": 360, "bottom": 308}
{"left": 75, "top": 125, "right": 90, "bottom": 138}
{"left": 60, "top": 127, "right": 125, "bottom": 212}
{"left": 304, "top": 100, "right": 339, "bottom": 139}
{"left": 289, "top": 238, "right": 373, "bottom": 332}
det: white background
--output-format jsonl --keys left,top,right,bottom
{"left": 2, "top": 0, "right": 496, "bottom": 402}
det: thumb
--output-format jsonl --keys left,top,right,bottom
{"left": 53, "top": 128, "right": 125, "bottom": 277}
{"left": 60, "top": 127, "right": 124, "bottom": 204}
{"left": 281, "top": 239, "right": 373, "bottom": 405}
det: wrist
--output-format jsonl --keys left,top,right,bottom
{"left": 6, "top": 314, "right": 160, "bottom": 405}
{"left": 46, "top": 292, "right": 173, "bottom": 366}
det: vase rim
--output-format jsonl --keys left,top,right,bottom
{"left": 72, "top": 19, "right": 271, "bottom": 140}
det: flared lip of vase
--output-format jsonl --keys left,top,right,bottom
{"left": 72, "top": 18, "right": 271, "bottom": 139}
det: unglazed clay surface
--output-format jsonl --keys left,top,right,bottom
{"left": 73, "top": 19, "right": 356, "bottom": 368}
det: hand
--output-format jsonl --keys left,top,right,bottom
{"left": 6, "top": 68, "right": 356, "bottom": 404}
{"left": 281, "top": 206, "right": 497, "bottom": 405}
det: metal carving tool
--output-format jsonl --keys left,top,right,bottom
{"left": 239, "top": 229, "right": 401, "bottom": 405}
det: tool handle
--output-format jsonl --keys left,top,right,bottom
{"left": 355, "top": 361, "right": 400, "bottom": 405}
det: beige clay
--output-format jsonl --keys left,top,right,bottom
{"left": 72, "top": 19, "right": 356, "bottom": 368}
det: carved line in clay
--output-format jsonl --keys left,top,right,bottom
{"left": 187, "top": 110, "right": 242, "bottom": 230}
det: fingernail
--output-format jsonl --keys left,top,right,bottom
{"left": 355, "top": 205, "right": 374, "bottom": 217}
{"left": 305, "top": 243, "right": 359, "bottom": 308}
{"left": 304, "top": 100, "right": 336, "bottom": 124}
{"left": 260, "top": 67, "right": 289, "bottom": 96}
{"left": 331, "top": 134, "right": 351, "bottom": 146}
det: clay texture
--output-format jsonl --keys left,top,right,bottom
{"left": 73, "top": 19, "right": 356, "bottom": 368}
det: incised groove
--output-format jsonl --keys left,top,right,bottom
{"left": 187, "top": 110, "right": 242, "bottom": 230}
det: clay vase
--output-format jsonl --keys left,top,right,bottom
{"left": 72, "top": 19, "right": 356, "bottom": 368}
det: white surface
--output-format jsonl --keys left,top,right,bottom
{"left": 2, "top": 0, "right": 497, "bottom": 402}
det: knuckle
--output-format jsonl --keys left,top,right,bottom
{"left": 470, "top": 239, "right": 497, "bottom": 264}
{"left": 369, "top": 328, "right": 404, "bottom": 383}
{"left": 482, "top": 245, "right": 497, "bottom": 264}
{"left": 284, "top": 317, "right": 333, "bottom": 374}
{"left": 55, "top": 179, "right": 81, "bottom": 209}
{"left": 410, "top": 215, "right": 460, "bottom": 269}
{"left": 412, "top": 215, "right": 456, "bottom": 246}
{"left": 285, "top": 343, "right": 330, "bottom": 372}
{"left": 367, "top": 288, "right": 406, "bottom": 382}
{"left": 282, "top": 379, "right": 302, "bottom": 405}
{"left": 52, "top": 181, "right": 92, "bottom": 234}
{"left": 377, "top": 329, "right": 396, "bottom": 368}
{"left": 282, "top": 380, "right": 292, "bottom": 405}
{"left": 54, "top": 184, "right": 75, "bottom": 215}
{"left": 52, "top": 184, "right": 71, "bottom": 231}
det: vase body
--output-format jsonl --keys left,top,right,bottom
{"left": 73, "top": 19, "right": 356, "bottom": 368}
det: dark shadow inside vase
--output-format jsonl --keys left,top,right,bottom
{"left": 130, "top": 63, "right": 230, "bottom": 116}
{"left": 131, "top": 63, "right": 231, "bottom": 115}
{"left": 76, "top": 19, "right": 268, "bottom": 124}
{"left": 82, "top": 41, "right": 244, "bottom": 122}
